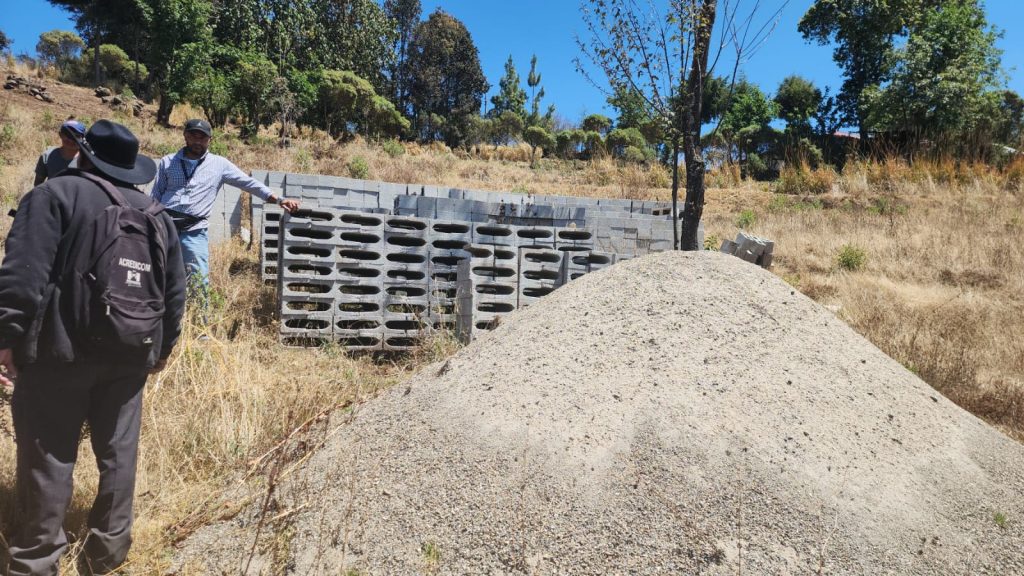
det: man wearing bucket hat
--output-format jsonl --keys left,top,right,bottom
{"left": 151, "top": 118, "right": 301, "bottom": 292}
{"left": 32, "top": 117, "right": 87, "bottom": 185}
{"left": 0, "top": 120, "right": 186, "bottom": 575}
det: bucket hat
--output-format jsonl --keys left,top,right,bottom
{"left": 75, "top": 119, "right": 156, "bottom": 185}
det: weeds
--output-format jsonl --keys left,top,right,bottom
{"left": 736, "top": 209, "right": 756, "bottom": 229}
{"left": 381, "top": 139, "right": 404, "bottom": 158}
{"left": 776, "top": 163, "right": 835, "bottom": 195}
{"left": 348, "top": 156, "right": 369, "bottom": 179}
{"left": 994, "top": 512, "right": 1008, "bottom": 529}
{"left": 422, "top": 541, "right": 441, "bottom": 573}
{"left": 836, "top": 245, "right": 867, "bottom": 272}
{"left": 704, "top": 233, "right": 721, "bottom": 251}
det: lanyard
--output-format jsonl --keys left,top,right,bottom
{"left": 178, "top": 156, "right": 204, "bottom": 185}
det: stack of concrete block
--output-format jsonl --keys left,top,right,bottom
{"left": 560, "top": 251, "right": 617, "bottom": 283}
{"left": 277, "top": 210, "right": 338, "bottom": 347}
{"left": 381, "top": 216, "right": 431, "bottom": 350}
{"left": 518, "top": 247, "right": 564, "bottom": 308}
{"left": 427, "top": 221, "right": 472, "bottom": 330}
{"left": 208, "top": 185, "right": 243, "bottom": 244}
{"left": 260, "top": 205, "right": 283, "bottom": 283}
{"left": 335, "top": 211, "right": 387, "bottom": 351}
{"left": 241, "top": 170, "right": 715, "bottom": 349}
{"left": 554, "top": 227, "right": 596, "bottom": 254}
{"left": 720, "top": 231, "right": 774, "bottom": 269}
{"left": 455, "top": 245, "right": 519, "bottom": 342}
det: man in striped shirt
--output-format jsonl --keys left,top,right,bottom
{"left": 151, "top": 119, "right": 300, "bottom": 290}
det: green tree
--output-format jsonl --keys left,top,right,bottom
{"left": 305, "top": 0, "right": 396, "bottom": 92}
{"left": 861, "top": 0, "right": 1003, "bottom": 150}
{"left": 384, "top": 0, "right": 421, "bottom": 116}
{"left": 1, "top": 30, "right": 12, "bottom": 54}
{"left": 799, "top": 0, "right": 939, "bottom": 136}
{"left": 36, "top": 30, "right": 85, "bottom": 74}
{"left": 76, "top": 43, "right": 149, "bottom": 87}
{"left": 46, "top": 0, "right": 153, "bottom": 86}
{"left": 171, "top": 42, "right": 236, "bottom": 127}
{"left": 146, "top": 0, "right": 214, "bottom": 124}
{"left": 523, "top": 125, "right": 555, "bottom": 166}
{"left": 581, "top": 114, "right": 612, "bottom": 136}
{"left": 308, "top": 69, "right": 408, "bottom": 140}
{"left": 407, "top": 9, "right": 488, "bottom": 147}
{"left": 555, "top": 129, "right": 585, "bottom": 159}
{"left": 490, "top": 55, "right": 527, "bottom": 121}
{"left": 606, "top": 127, "right": 648, "bottom": 159}
{"left": 719, "top": 81, "right": 777, "bottom": 171}
{"left": 775, "top": 75, "right": 821, "bottom": 135}
{"left": 526, "top": 54, "right": 554, "bottom": 128}
{"left": 489, "top": 110, "right": 524, "bottom": 147}
{"left": 232, "top": 51, "right": 282, "bottom": 139}
{"left": 994, "top": 90, "right": 1024, "bottom": 146}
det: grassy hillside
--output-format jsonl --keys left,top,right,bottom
{"left": 1, "top": 70, "right": 1022, "bottom": 573}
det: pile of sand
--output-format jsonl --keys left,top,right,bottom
{"left": 176, "top": 251, "right": 1024, "bottom": 574}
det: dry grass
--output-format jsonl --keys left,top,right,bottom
{"left": 1, "top": 68, "right": 1024, "bottom": 572}
{"left": 705, "top": 163, "right": 1024, "bottom": 442}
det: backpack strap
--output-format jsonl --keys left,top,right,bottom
{"left": 76, "top": 170, "right": 131, "bottom": 208}
{"left": 76, "top": 169, "right": 166, "bottom": 219}
{"left": 144, "top": 201, "right": 165, "bottom": 217}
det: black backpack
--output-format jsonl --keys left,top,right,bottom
{"left": 61, "top": 171, "right": 170, "bottom": 365}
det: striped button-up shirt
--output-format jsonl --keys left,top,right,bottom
{"left": 151, "top": 149, "right": 273, "bottom": 231}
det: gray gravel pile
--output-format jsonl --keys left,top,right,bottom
{"left": 176, "top": 250, "right": 1024, "bottom": 575}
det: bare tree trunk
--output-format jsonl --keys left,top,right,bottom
{"left": 157, "top": 90, "right": 174, "bottom": 126}
{"left": 670, "top": 138, "right": 680, "bottom": 250}
{"left": 93, "top": 41, "right": 100, "bottom": 88}
{"left": 680, "top": 0, "right": 717, "bottom": 251}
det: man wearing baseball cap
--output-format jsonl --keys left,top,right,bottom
{"left": 32, "top": 117, "right": 87, "bottom": 185}
{"left": 151, "top": 119, "right": 300, "bottom": 299}
{"left": 1, "top": 119, "right": 186, "bottom": 575}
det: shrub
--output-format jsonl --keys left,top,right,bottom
{"left": 703, "top": 233, "right": 720, "bottom": 251}
{"left": 776, "top": 163, "right": 836, "bottom": 195}
{"left": 746, "top": 152, "right": 772, "bottom": 181}
{"left": 837, "top": 244, "right": 867, "bottom": 271}
{"left": 1003, "top": 157, "right": 1024, "bottom": 192}
{"left": 606, "top": 127, "right": 647, "bottom": 158}
{"left": 622, "top": 145, "right": 650, "bottom": 164}
{"left": 209, "top": 139, "right": 228, "bottom": 156}
{"left": 736, "top": 209, "right": 756, "bottom": 229}
{"left": 348, "top": 156, "right": 369, "bottom": 179}
{"left": 382, "top": 139, "right": 405, "bottom": 158}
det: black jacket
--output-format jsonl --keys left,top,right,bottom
{"left": 0, "top": 169, "right": 187, "bottom": 365}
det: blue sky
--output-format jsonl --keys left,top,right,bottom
{"left": 5, "top": 0, "right": 1022, "bottom": 124}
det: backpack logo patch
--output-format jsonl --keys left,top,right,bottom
{"left": 126, "top": 270, "right": 142, "bottom": 288}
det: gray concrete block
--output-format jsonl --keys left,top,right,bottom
{"left": 473, "top": 223, "right": 517, "bottom": 246}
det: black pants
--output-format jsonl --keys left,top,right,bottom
{"left": 7, "top": 361, "right": 148, "bottom": 576}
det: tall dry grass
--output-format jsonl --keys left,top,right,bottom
{"left": 706, "top": 159, "right": 1024, "bottom": 441}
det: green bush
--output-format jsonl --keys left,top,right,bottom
{"left": 382, "top": 139, "right": 405, "bottom": 158}
{"left": 348, "top": 156, "right": 369, "bottom": 179}
{"left": 209, "top": 139, "right": 228, "bottom": 156}
{"left": 623, "top": 145, "right": 650, "bottom": 164}
{"left": 736, "top": 209, "right": 756, "bottom": 229}
{"left": 837, "top": 244, "right": 867, "bottom": 271}
{"left": 746, "top": 152, "right": 772, "bottom": 181}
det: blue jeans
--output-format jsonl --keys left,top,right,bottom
{"left": 178, "top": 228, "right": 209, "bottom": 287}
{"left": 179, "top": 228, "right": 210, "bottom": 324}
